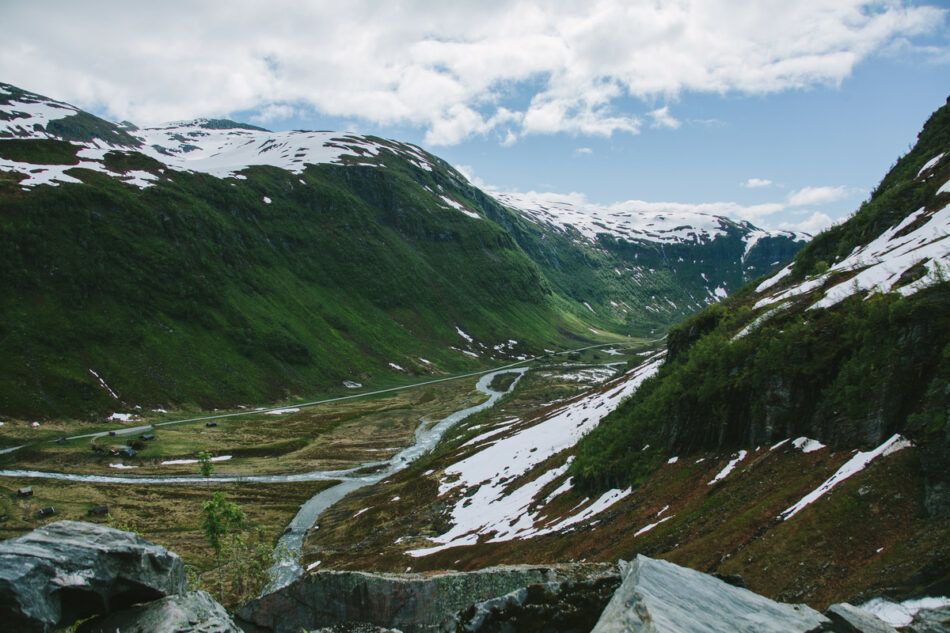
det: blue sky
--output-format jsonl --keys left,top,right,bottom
{"left": 3, "top": 1, "right": 948, "bottom": 233}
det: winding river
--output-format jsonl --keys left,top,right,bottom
{"left": 0, "top": 367, "right": 529, "bottom": 590}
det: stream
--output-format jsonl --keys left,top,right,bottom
{"left": 0, "top": 367, "right": 529, "bottom": 590}
{"left": 265, "top": 366, "right": 528, "bottom": 590}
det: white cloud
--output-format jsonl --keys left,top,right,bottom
{"left": 0, "top": 1, "right": 943, "bottom": 145}
{"left": 648, "top": 106, "right": 681, "bottom": 129}
{"left": 250, "top": 104, "right": 299, "bottom": 124}
{"left": 574, "top": 147, "right": 594, "bottom": 157}
{"left": 742, "top": 177, "right": 773, "bottom": 188}
{"left": 780, "top": 211, "right": 836, "bottom": 235}
{"left": 788, "top": 185, "right": 850, "bottom": 206}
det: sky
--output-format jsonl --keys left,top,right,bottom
{"left": 2, "top": 0, "right": 948, "bottom": 234}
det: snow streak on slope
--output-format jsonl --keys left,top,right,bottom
{"left": 779, "top": 434, "right": 912, "bottom": 520}
{"left": 494, "top": 191, "right": 804, "bottom": 248}
{"left": 755, "top": 199, "right": 950, "bottom": 312}
{"left": 407, "top": 353, "right": 663, "bottom": 556}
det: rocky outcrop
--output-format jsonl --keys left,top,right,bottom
{"left": 79, "top": 590, "right": 243, "bottom": 633}
{"left": 0, "top": 520, "right": 186, "bottom": 633}
{"left": 590, "top": 555, "right": 831, "bottom": 633}
{"left": 824, "top": 603, "right": 897, "bottom": 633}
{"left": 456, "top": 571, "right": 620, "bottom": 633}
{"left": 236, "top": 563, "right": 619, "bottom": 633}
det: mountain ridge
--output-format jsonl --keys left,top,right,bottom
{"left": 0, "top": 81, "right": 804, "bottom": 418}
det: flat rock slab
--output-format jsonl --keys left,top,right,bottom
{"left": 825, "top": 603, "right": 898, "bottom": 633}
{"left": 80, "top": 590, "right": 243, "bottom": 633}
{"left": 591, "top": 555, "right": 830, "bottom": 633}
{"left": 0, "top": 520, "right": 185, "bottom": 633}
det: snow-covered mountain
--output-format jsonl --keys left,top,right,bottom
{"left": 0, "top": 83, "right": 447, "bottom": 191}
{"left": 491, "top": 189, "right": 807, "bottom": 331}
{"left": 495, "top": 190, "right": 804, "bottom": 250}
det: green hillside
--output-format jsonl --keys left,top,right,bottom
{"left": 572, "top": 96, "right": 950, "bottom": 509}
{"left": 0, "top": 144, "right": 576, "bottom": 418}
{"left": 0, "top": 82, "right": 805, "bottom": 420}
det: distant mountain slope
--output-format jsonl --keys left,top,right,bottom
{"left": 572, "top": 96, "right": 950, "bottom": 510}
{"left": 0, "top": 82, "right": 804, "bottom": 418}
{"left": 493, "top": 191, "right": 806, "bottom": 335}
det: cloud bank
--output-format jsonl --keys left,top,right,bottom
{"left": 1, "top": 1, "right": 944, "bottom": 145}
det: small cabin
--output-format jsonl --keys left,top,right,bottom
{"left": 140, "top": 433, "right": 155, "bottom": 441}
{"left": 17, "top": 487, "right": 33, "bottom": 497}
{"left": 117, "top": 446, "right": 135, "bottom": 458}
{"left": 205, "top": 421, "right": 217, "bottom": 428}
{"left": 37, "top": 507, "right": 55, "bottom": 517}
{"left": 87, "top": 505, "right": 109, "bottom": 517}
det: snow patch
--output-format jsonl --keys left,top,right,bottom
{"left": 860, "top": 596, "right": 950, "bottom": 628}
{"left": 265, "top": 408, "right": 300, "bottom": 415}
{"left": 161, "top": 455, "right": 232, "bottom": 466}
{"left": 792, "top": 437, "right": 826, "bottom": 453}
{"left": 407, "top": 353, "right": 663, "bottom": 556}
{"left": 708, "top": 450, "right": 748, "bottom": 485}
{"left": 780, "top": 434, "right": 911, "bottom": 520}
{"left": 635, "top": 515, "right": 672, "bottom": 537}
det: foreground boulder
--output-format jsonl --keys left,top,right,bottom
{"left": 237, "top": 563, "right": 619, "bottom": 633}
{"left": 456, "top": 570, "right": 621, "bottom": 633}
{"left": 591, "top": 555, "right": 831, "bottom": 633}
{"left": 0, "top": 520, "right": 185, "bottom": 633}
{"left": 79, "top": 590, "right": 243, "bottom": 633}
{"left": 825, "top": 603, "right": 897, "bottom": 633}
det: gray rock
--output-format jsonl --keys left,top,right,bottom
{"left": 237, "top": 563, "right": 619, "bottom": 633}
{"left": 906, "top": 605, "right": 950, "bottom": 633}
{"left": 79, "top": 590, "right": 243, "bottom": 633}
{"left": 0, "top": 520, "right": 185, "bottom": 633}
{"left": 456, "top": 572, "right": 620, "bottom": 633}
{"left": 590, "top": 555, "right": 831, "bottom": 633}
{"left": 825, "top": 603, "right": 898, "bottom": 632}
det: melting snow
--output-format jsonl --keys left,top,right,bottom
{"left": 108, "top": 413, "right": 135, "bottom": 422}
{"left": 109, "top": 463, "right": 138, "bottom": 469}
{"left": 455, "top": 327, "right": 473, "bottom": 343}
{"left": 407, "top": 353, "right": 664, "bottom": 556}
{"left": 265, "top": 408, "right": 300, "bottom": 415}
{"left": 756, "top": 203, "right": 950, "bottom": 311}
{"left": 780, "top": 434, "right": 912, "bottom": 520}
{"left": 792, "top": 437, "right": 826, "bottom": 453}
{"left": 708, "top": 450, "right": 748, "bottom": 485}
{"left": 917, "top": 153, "right": 945, "bottom": 178}
{"left": 161, "top": 455, "right": 232, "bottom": 466}
{"left": 635, "top": 516, "right": 672, "bottom": 537}
{"left": 439, "top": 195, "right": 480, "bottom": 219}
{"left": 388, "top": 363, "right": 405, "bottom": 372}
{"left": 860, "top": 596, "right": 950, "bottom": 628}
{"left": 88, "top": 369, "right": 119, "bottom": 399}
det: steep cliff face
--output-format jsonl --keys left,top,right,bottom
{"left": 571, "top": 95, "right": 950, "bottom": 502}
